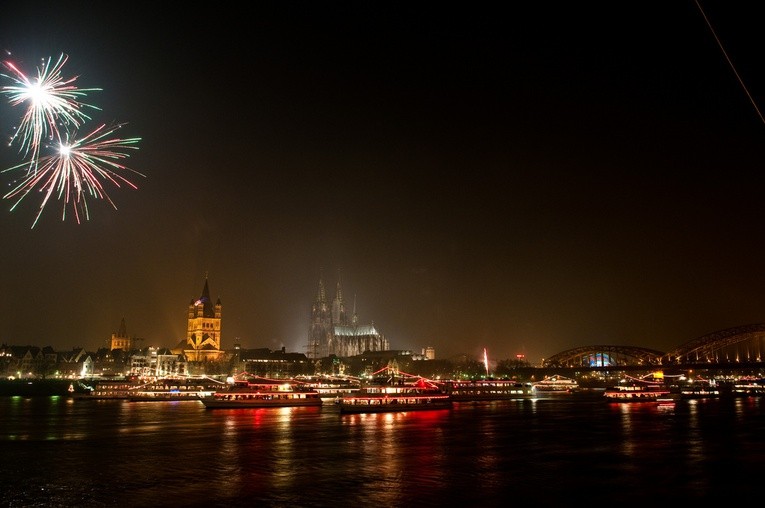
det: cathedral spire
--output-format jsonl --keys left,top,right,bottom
{"left": 336, "top": 268, "right": 343, "bottom": 304}
{"left": 316, "top": 268, "right": 326, "bottom": 303}
{"left": 332, "top": 267, "right": 347, "bottom": 325}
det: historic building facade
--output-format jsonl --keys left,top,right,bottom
{"left": 307, "top": 272, "right": 389, "bottom": 359}
{"left": 173, "top": 276, "right": 223, "bottom": 362}
{"left": 109, "top": 317, "right": 133, "bottom": 351}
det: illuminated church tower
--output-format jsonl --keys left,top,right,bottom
{"left": 110, "top": 317, "right": 133, "bottom": 351}
{"left": 184, "top": 275, "right": 223, "bottom": 361}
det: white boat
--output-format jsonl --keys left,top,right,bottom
{"left": 200, "top": 374, "right": 323, "bottom": 409}
{"left": 603, "top": 372, "right": 678, "bottom": 403}
{"left": 128, "top": 380, "right": 218, "bottom": 402}
{"left": 603, "top": 383, "right": 673, "bottom": 402}
{"left": 292, "top": 375, "right": 361, "bottom": 400}
{"left": 337, "top": 367, "right": 452, "bottom": 414}
{"left": 79, "top": 376, "right": 222, "bottom": 401}
{"left": 732, "top": 377, "right": 765, "bottom": 397}
{"left": 77, "top": 378, "right": 141, "bottom": 400}
{"left": 438, "top": 379, "right": 533, "bottom": 401}
{"left": 679, "top": 377, "right": 721, "bottom": 399}
{"left": 531, "top": 375, "right": 579, "bottom": 393}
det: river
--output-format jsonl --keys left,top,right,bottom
{"left": 1, "top": 392, "right": 763, "bottom": 506}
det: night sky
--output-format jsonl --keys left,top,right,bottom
{"left": 1, "top": 2, "right": 764, "bottom": 364}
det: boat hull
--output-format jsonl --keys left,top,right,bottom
{"left": 603, "top": 389, "right": 673, "bottom": 402}
{"left": 201, "top": 397, "right": 323, "bottom": 409}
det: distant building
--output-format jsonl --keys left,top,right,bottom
{"left": 172, "top": 275, "right": 223, "bottom": 362}
{"left": 110, "top": 317, "right": 133, "bottom": 351}
{"left": 307, "top": 271, "right": 389, "bottom": 359}
{"left": 237, "top": 347, "right": 313, "bottom": 378}
{"left": 129, "top": 347, "right": 186, "bottom": 377}
{"left": 423, "top": 346, "right": 435, "bottom": 360}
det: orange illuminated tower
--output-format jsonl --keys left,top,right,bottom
{"left": 110, "top": 317, "right": 132, "bottom": 351}
{"left": 184, "top": 275, "right": 223, "bottom": 362}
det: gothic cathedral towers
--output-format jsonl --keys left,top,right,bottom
{"left": 308, "top": 270, "right": 389, "bottom": 359}
{"left": 185, "top": 276, "right": 223, "bottom": 362}
{"left": 308, "top": 273, "right": 333, "bottom": 359}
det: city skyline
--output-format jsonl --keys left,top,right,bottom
{"left": 1, "top": 3, "right": 764, "bottom": 364}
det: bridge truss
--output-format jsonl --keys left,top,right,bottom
{"left": 542, "top": 324, "right": 765, "bottom": 368}
{"left": 543, "top": 345, "right": 665, "bottom": 368}
{"left": 663, "top": 323, "right": 765, "bottom": 364}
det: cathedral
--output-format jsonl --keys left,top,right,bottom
{"left": 307, "top": 272, "right": 389, "bottom": 359}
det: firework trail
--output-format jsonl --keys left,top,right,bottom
{"left": 2, "top": 123, "right": 143, "bottom": 228}
{"left": 1, "top": 53, "right": 101, "bottom": 171}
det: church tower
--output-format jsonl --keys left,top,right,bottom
{"left": 110, "top": 317, "right": 132, "bottom": 351}
{"left": 185, "top": 275, "right": 223, "bottom": 362}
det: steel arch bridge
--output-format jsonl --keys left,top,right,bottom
{"left": 542, "top": 345, "right": 665, "bottom": 368}
{"left": 662, "top": 323, "right": 765, "bottom": 364}
{"left": 542, "top": 324, "right": 765, "bottom": 368}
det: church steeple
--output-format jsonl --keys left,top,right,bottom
{"left": 185, "top": 274, "right": 223, "bottom": 361}
{"left": 194, "top": 274, "right": 215, "bottom": 318}
{"left": 110, "top": 317, "right": 132, "bottom": 351}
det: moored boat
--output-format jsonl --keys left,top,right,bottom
{"left": 604, "top": 383, "right": 674, "bottom": 402}
{"left": 78, "top": 377, "right": 144, "bottom": 400}
{"left": 337, "top": 367, "right": 452, "bottom": 414}
{"left": 78, "top": 376, "right": 223, "bottom": 401}
{"left": 604, "top": 373, "right": 674, "bottom": 402}
{"left": 438, "top": 378, "right": 533, "bottom": 401}
{"left": 200, "top": 374, "right": 323, "bottom": 409}
{"left": 732, "top": 377, "right": 765, "bottom": 397}
{"left": 292, "top": 374, "right": 361, "bottom": 401}
{"left": 531, "top": 375, "right": 579, "bottom": 394}
{"left": 679, "top": 377, "right": 721, "bottom": 399}
{"left": 128, "top": 379, "right": 219, "bottom": 402}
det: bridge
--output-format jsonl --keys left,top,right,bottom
{"left": 541, "top": 323, "right": 765, "bottom": 368}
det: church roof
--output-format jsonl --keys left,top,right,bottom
{"left": 334, "top": 324, "right": 379, "bottom": 337}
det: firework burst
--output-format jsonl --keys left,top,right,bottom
{"left": 2, "top": 123, "right": 143, "bottom": 228}
{"left": 1, "top": 53, "right": 101, "bottom": 171}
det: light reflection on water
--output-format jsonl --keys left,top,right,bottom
{"left": 1, "top": 395, "right": 764, "bottom": 506}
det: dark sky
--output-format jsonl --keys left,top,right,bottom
{"left": 1, "top": 2, "right": 764, "bottom": 364}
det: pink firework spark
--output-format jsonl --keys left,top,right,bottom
{"left": 2, "top": 123, "right": 142, "bottom": 228}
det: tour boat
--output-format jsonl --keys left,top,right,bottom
{"left": 78, "top": 379, "right": 141, "bottom": 399}
{"left": 337, "top": 368, "right": 452, "bottom": 414}
{"left": 603, "top": 383, "right": 675, "bottom": 402}
{"left": 679, "top": 377, "right": 721, "bottom": 399}
{"left": 531, "top": 375, "right": 579, "bottom": 394}
{"left": 292, "top": 374, "right": 361, "bottom": 401}
{"left": 731, "top": 377, "right": 765, "bottom": 397}
{"left": 603, "top": 372, "right": 676, "bottom": 402}
{"left": 679, "top": 385, "right": 721, "bottom": 399}
{"left": 80, "top": 376, "right": 222, "bottom": 401}
{"left": 200, "top": 374, "right": 324, "bottom": 409}
{"left": 128, "top": 380, "right": 218, "bottom": 402}
{"left": 437, "top": 378, "right": 533, "bottom": 401}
